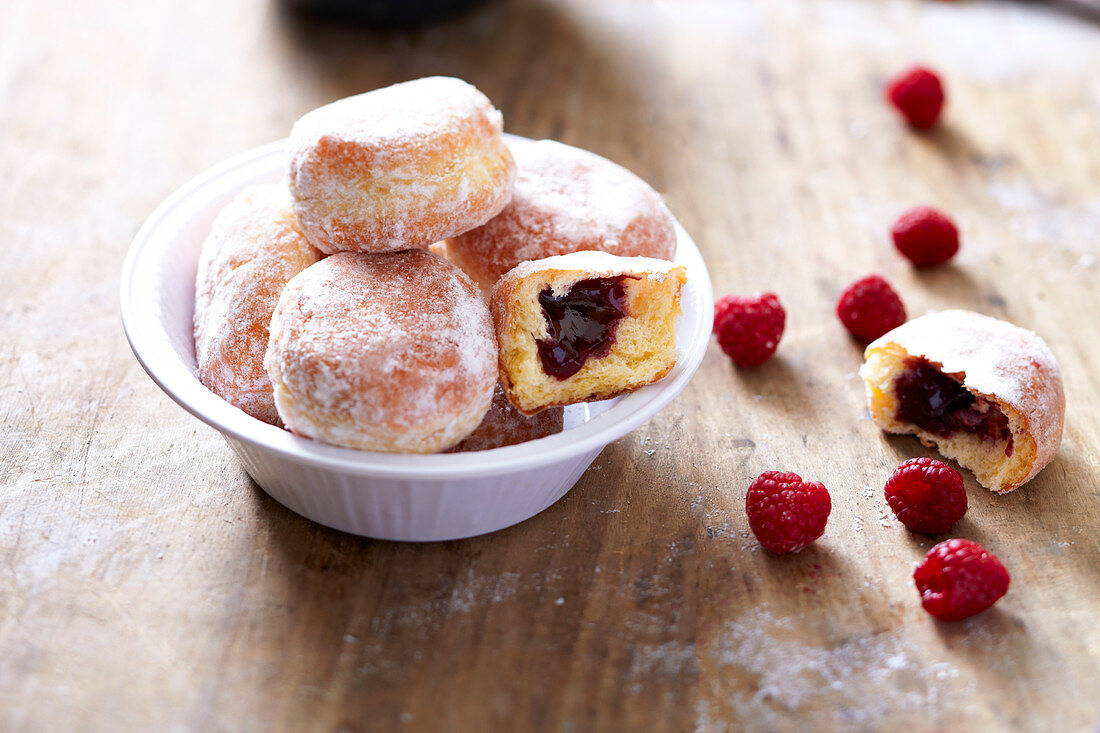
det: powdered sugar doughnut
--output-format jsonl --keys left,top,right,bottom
{"left": 194, "top": 184, "right": 322, "bottom": 424}
{"left": 860, "top": 310, "right": 1065, "bottom": 493}
{"left": 449, "top": 385, "right": 564, "bottom": 452}
{"left": 438, "top": 138, "right": 677, "bottom": 290}
{"left": 287, "top": 77, "right": 515, "bottom": 254}
{"left": 265, "top": 250, "right": 497, "bottom": 453}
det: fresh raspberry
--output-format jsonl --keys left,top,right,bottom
{"left": 886, "top": 66, "right": 946, "bottom": 129}
{"left": 885, "top": 457, "right": 967, "bottom": 533}
{"left": 713, "top": 292, "right": 786, "bottom": 366}
{"left": 913, "top": 538, "right": 1010, "bottom": 621}
{"left": 746, "top": 471, "right": 831, "bottom": 554}
{"left": 891, "top": 206, "right": 960, "bottom": 266}
{"left": 836, "top": 275, "right": 906, "bottom": 341}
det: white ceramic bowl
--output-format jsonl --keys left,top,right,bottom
{"left": 120, "top": 139, "right": 713, "bottom": 541}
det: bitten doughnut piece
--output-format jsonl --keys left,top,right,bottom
{"left": 859, "top": 310, "right": 1065, "bottom": 493}
{"left": 193, "top": 184, "right": 322, "bottom": 424}
{"left": 491, "top": 251, "right": 687, "bottom": 414}
{"left": 287, "top": 76, "right": 515, "bottom": 254}
{"left": 439, "top": 138, "right": 677, "bottom": 291}
{"left": 449, "top": 385, "right": 565, "bottom": 452}
{"left": 265, "top": 250, "right": 497, "bottom": 453}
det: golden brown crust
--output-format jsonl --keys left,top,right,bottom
{"left": 499, "top": 359, "right": 679, "bottom": 414}
{"left": 265, "top": 250, "right": 497, "bottom": 453}
{"left": 193, "top": 185, "right": 322, "bottom": 424}
{"left": 448, "top": 385, "right": 564, "bottom": 451}
{"left": 490, "top": 251, "right": 686, "bottom": 415}
{"left": 444, "top": 138, "right": 676, "bottom": 290}
{"left": 860, "top": 310, "right": 1065, "bottom": 493}
{"left": 287, "top": 77, "right": 515, "bottom": 254}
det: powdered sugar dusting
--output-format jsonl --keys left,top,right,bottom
{"left": 286, "top": 77, "right": 514, "bottom": 253}
{"left": 193, "top": 184, "right": 322, "bottom": 424}
{"left": 289, "top": 77, "right": 495, "bottom": 157}
{"left": 447, "top": 138, "right": 676, "bottom": 288}
{"left": 502, "top": 250, "right": 684, "bottom": 286}
{"left": 507, "top": 139, "right": 665, "bottom": 252}
{"left": 864, "top": 310, "right": 1064, "bottom": 485}
{"left": 266, "top": 250, "right": 496, "bottom": 453}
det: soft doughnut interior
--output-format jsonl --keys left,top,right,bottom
{"left": 492, "top": 252, "right": 686, "bottom": 414}
{"left": 861, "top": 342, "right": 1038, "bottom": 493}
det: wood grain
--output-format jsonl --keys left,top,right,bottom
{"left": 2, "top": 0, "right": 1099, "bottom": 730}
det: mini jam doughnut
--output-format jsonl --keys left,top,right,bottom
{"left": 193, "top": 184, "right": 322, "bottom": 424}
{"left": 491, "top": 251, "right": 687, "bottom": 414}
{"left": 438, "top": 138, "right": 677, "bottom": 291}
{"left": 448, "top": 385, "right": 564, "bottom": 452}
{"left": 265, "top": 250, "right": 497, "bottom": 453}
{"left": 287, "top": 76, "right": 515, "bottom": 254}
{"left": 860, "top": 310, "right": 1065, "bottom": 493}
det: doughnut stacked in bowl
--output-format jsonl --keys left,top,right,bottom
{"left": 121, "top": 77, "right": 713, "bottom": 541}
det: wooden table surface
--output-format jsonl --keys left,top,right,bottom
{"left": 3, "top": 0, "right": 1100, "bottom": 730}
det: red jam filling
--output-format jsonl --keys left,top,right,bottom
{"left": 536, "top": 276, "right": 630, "bottom": 380}
{"left": 894, "top": 357, "right": 1013, "bottom": 454}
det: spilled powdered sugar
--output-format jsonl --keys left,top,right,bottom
{"left": 986, "top": 174, "right": 1100, "bottom": 259}
{"left": 697, "top": 607, "right": 975, "bottom": 731}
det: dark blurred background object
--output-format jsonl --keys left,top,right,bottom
{"left": 1058, "top": 0, "right": 1100, "bottom": 19}
{"left": 283, "top": 0, "right": 490, "bottom": 26}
